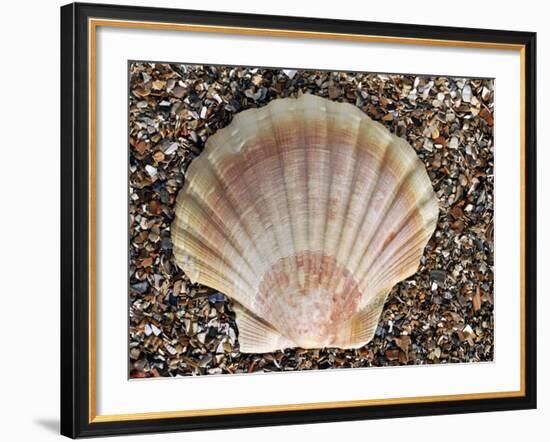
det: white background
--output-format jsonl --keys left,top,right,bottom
{"left": 96, "top": 25, "right": 521, "bottom": 415}
{"left": 0, "top": 0, "right": 546, "bottom": 440}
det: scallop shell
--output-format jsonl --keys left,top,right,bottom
{"left": 172, "top": 94, "right": 438, "bottom": 353}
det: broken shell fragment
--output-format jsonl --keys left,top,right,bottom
{"left": 172, "top": 94, "right": 439, "bottom": 353}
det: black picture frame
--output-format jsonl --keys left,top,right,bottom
{"left": 60, "top": 2, "right": 537, "bottom": 438}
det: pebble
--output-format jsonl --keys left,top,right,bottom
{"left": 132, "top": 282, "right": 148, "bottom": 294}
{"left": 144, "top": 323, "right": 153, "bottom": 336}
{"left": 462, "top": 84, "right": 472, "bottom": 103}
{"left": 430, "top": 270, "right": 446, "bottom": 282}
{"left": 164, "top": 142, "right": 178, "bottom": 155}
{"left": 208, "top": 292, "right": 226, "bottom": 303}
{"left": 449, "top": 137, "right": 459, "bottom": 149}
{"left": 145, "top": 165, "right": 157, "bottom": 177}
{"left": 151, "top": 324, "right": 162, "bottom": 336}
{"left": 282, "top": 69, "right": 297, "bottom": 79}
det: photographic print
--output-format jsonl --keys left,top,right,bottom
{"left": 61, "top": 5, "right": 536, "bottom": 436}
{"left": 128, "top": 62, "right": 494, "bottom": 378}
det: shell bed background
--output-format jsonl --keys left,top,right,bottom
{"left": 129, "top": 62, "right": 494, "bottom": 377}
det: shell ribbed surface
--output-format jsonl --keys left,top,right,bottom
{"left": 172, "top": 94, "right": 438, "bottom": 352}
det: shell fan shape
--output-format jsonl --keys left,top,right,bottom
{"left": 171, "top": 94, "right": 438, "bottom": 353}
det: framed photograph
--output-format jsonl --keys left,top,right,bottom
{"left": 60, "top": 2, "right": 537, "bottom": 438}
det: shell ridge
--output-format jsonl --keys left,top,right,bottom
{"left": 321, "top": 113, "right": 365, "bottom": 302}
{"left": 290, "top": 108, "right": 314, "bottom": 293}
{"left": 175, "top": 161, "right": 281, "bottom": 313}
{"left": 174, "top": 185, "right": 261, "bottom": 293}
{"left": 171, "top": 224, "right": 256, "bottom": 301}
{"left": 237, "top": 106, "right": 320, "bottom": 338}
{"left": 351, "top": 141, "right": 426, "bottom": 284}
{"left": 175, "top": 189, "right": 256, "bottom": 270}
{"left": 359, "top": 189, "right": 438, "bottom": 289}
{"left": 238, "top": 113, "right": 284, "bottom": 264}
{"left": 200, "top": 155, "right": 272, "bottom": 281}
{"left": 238, "top": 107, "right": 292, "bottom": 269}
{"left": 352, "top": 155, "right": 429, "bottom": 290}
{"left": 284, "top": 102, "right": 309, "bottom": 287}
{"left": 244, "top": 106, "right": 305, "bottom": 339}
{"left": 264, "top": 106, "right": 300, "bottom": 293}
{"left": 306, "top": 102, "right": 331, "bottom": 289}
{"left": 171, "top": 247, "right": 236, "bottom": 298}
{"left": 178, "top": 161, "right": 256, "bottom": 268}
{"left": 336, "top": 126, "right": 394, "bottom": 298}
{"left": 328, "top": 119, "right": 390, "bottom": 299}
{"left": 366, "top": 211, "right": 438, "bottom": 291}
{"left": 220, "top": 124, "right": 288, "bottom": 280}
{"left": 363, "top": 237, "right": 427, "bottom": 295}
{"left": 363, "top": 223, "right": 435, "bottom": 292}
{"left": 291, "top": 97, "right": 311, "bottom": 293}
{"left": 318, "top": 102, "right": 339, "bottom": 294}
{"left": 190, "top": 107, "right": 290, "bottom": 283}
{"left": 332, "top": 289, "right": 388, "bottom": 348}
{"left": 257, "top": 284, "right": 297, "bottom": 341}
{"left": 322, "top": 99, "right": 358, "bottom": 268}
{"left": 354, "top": 290, "right": 388, "bottom": 343}
{"left": 233, "top": 302, "right": 297, "bottom": 353}
{"left": 300, "top": 99, "right": 311, "bottom": 291}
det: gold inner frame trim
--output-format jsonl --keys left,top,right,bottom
{"left": 88, "top": 18, "right": 527, "bottom": 424}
